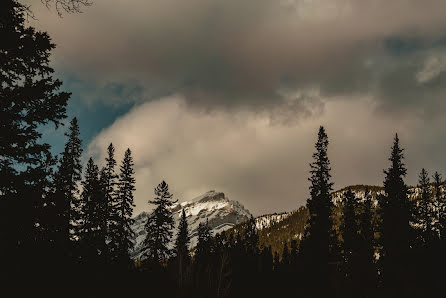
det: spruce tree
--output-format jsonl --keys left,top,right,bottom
{"left": 142, "top": 180, "right": 177, "bottom": 263}
{"left": 244, "top": 215, "right": 259, "bottom": 256}
{"left": 378, "top": 134, "right": 410, "bottom": 294}
{"left": 433, "top": 172, "right": 446, "bottom": 240}
{"left": 195, "top": 220, "right": 212, "bottom": 265}
{"left": 175, "top": 209, "right": 190, "bottom": 290}
{"left": 114, "top": 148, "right": 136, "bottom": 265}
{"left": 0, "top": 0, "right": 69, "bottom": 273}
{"left": 300, "top": 126, "right": 335, "bottom": 295}
{"left": 195, "top": 220, "right": 213, "bottom": 297}
{"left": 79, "top": 158, "right": 101, "bottom": 261}
{"left": 102, "top": 143, "right": 119, "bottom": 261}
{"left": 415, "top": 168, "right": 434, "bottom": 246}
{"left": 53, "top": 118, "right": 83, "bottom": 250}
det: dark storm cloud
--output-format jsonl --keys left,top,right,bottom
{"left": 27, "top": 0, "right": 446, "bottom": 111}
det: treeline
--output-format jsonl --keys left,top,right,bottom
{"left": 2, "top": 1, "right": 446, "bottom": 296}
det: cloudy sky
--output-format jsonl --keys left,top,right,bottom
{"left": 28, "top": 0, "right": 446, "bottom": 215}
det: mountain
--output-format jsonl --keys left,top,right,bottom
{"left": 231, "top": 185, "right": 387, "bottom": 258}
{"left": 131, "top": 190, "right": 251, "bottom": 259}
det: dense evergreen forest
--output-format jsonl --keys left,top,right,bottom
{"left": 2, "top": 1, "right": 446, "bottom": 297}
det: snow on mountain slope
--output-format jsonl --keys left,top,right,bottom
{"left": 131, "top": 190, "right": 251, "bottom": 259}
{"left": 255, "top": 212, "right": 291, "bottom": 230}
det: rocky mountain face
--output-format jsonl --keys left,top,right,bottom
{"left": 131, "top": 190, "right": 251, "bottom": 259}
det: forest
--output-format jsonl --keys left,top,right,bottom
{"left": 2, "top": 1, "right": 446, "bottom": 297}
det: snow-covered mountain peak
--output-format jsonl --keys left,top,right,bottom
{"left": 131, "top": 191, "right": 251, "bottom": 259}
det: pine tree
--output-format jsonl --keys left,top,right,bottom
{"left": 244, "top": 215, "right": 259, "bottom": 256}
{"left": 175, "top": 209, "right": 190, "bottom": 289}
{"left": 300, "top": 126, "right": 336, "bottom": 295}
{"left": 433, "top": 172, "right": 446, "bottom": 240}
{"left": 142, "top": 180, "right": 177, "bottom": 263}
{"left": 378, "top": 134, "right": 410, "bottom": 294}
{"left": 195, "top": 220, "right": 212, "bottom": 265}
{"left": 53, "top": 118, "right": 83, "bottom": 250}
{"left": 195, "top": 220, "right": 213, "bottom": 297}
{"left": 415, "top": 168, "right": 434, "bottom": 246}
{"left": 102, "top": 143, "right": 119, "bottom": 261}
{"left": 114, "top": 148, "right": 136, "bottom": 265}
{"left": 79, "top": 158, "right": 101, "bottom": 261}
{"left": 0, "top": 0, "right": 69, "bottom": 273}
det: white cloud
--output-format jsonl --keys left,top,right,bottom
{"left": 87, "top": 93, "right": 420, "bottom": 216}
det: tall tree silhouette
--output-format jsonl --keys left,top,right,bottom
{"left": 300, "top": 126, "right": 335, "bottom": 296}
{"left": 114, "top": 148, "right": 136, "bottom": 266}
{"left": 415, "top": 168, "right": 434, "bottom": 246}
{"left": 195, "top": 220, "right": 213, "bottom": 297}
{"left": 53, "top": 118, "right": 83, "bottom": 253}
{"left": 378, "top": 134, "right": 410, "bottom": 294}
{"left": 142, "top": 180, "right": 177, "bottom": 263}
{"left": 175, "top": 209, "right": 190, "bottom": 291}
{"left": 102, "top": 143, "right": 119, "bottom": 261}
{"left": 0, "top": 0, "right": 69, "bottom": 274}
{"left": 433, "top": 172, "right": 446, "bottom": 240}
{"left": 79, "top": 158, "right": 103, "bottom": 263}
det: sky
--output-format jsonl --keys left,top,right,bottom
{"left": 26, "top": 0, "right": 446, "bottom": 216}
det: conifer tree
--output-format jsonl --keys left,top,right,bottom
{"left": 79, "top": 158, "right": 102, "bottom": 261}
{"left": 0, "top": 0, "right": 69, "bottom": 272}
{"left": 142, "top": 180, "right": 177, "bottom": 263}
{"left": 175, "top": 209, "right": 190, "bottom": 288}
{"left": 53, "top": 118, "right": 83, "bottom": 248}
{"left": 378, "top": 134, "right": 410, "bottom": 294}
{"left": 195, "top": 220, "right": 213, "bottom": 297}
{"left": 102, "top": 143, "right": 119, "bottom": 261}
{"left": 244, "top": 215, "right": 259, "bottom": 256}
{"left": 195, "top": 220, "right": 212, "bottom": 265}
{"left": 300, "top": 126, "right": 335, "bottom": 295}
{"left": 114, "top": 148, "right": 136, "bottom": 265}
{"left": 415, "top": 168, "right": 434, "bottom": 245}
{"left": 433, "top": 172, "right": 446, "bottom": 240}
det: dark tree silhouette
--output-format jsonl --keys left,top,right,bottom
{"left": 114, "top": 148, "right": 136, "bottom": 266}
{"left": 194, "top": 220, "right": 213, "bottom": 298}
{"left": 433, "top": 172, "right": 446, "bottom": 240}
{"left": 102, "top": 143, "right": 119, "bottom": 261}
{"left": 415, "top": 168, "right": 434, "bottom": 246}
{"left": 300, "top": 126, "right": 336, "bottom": 296}
{"left": 0, "top": 0, "right": 69, "bottom": 275}
{"left": 53, "top": 118, "right": 83, "bottom": 252}
{"left": 378, "top": 134, "right": 410, "bottom": 295}
{"left": 175, "top": 209, "right": 190, "bottom": 291}
{"left": 79, "top": 158, "right": 103, "bottom": 263}
{"left": 142, "top": 180, "right": 177, "bottom": 263}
